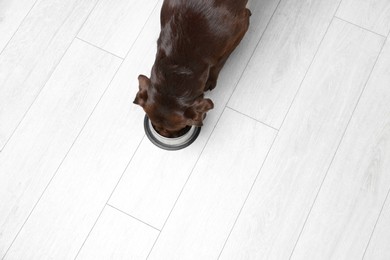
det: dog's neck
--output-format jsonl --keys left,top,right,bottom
{"left": 151, "top": 58, "right": 205, "bottom": 99}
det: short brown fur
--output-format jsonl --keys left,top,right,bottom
{"left": 134, "top": 0, "right": 251, "bottom": 137}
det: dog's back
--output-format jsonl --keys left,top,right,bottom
{"left": 159, "top": 0, "right": 249, "bottom": 63}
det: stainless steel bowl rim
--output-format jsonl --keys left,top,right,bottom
{"left": 144, "top": 115, "right": 201, "bottom": 151}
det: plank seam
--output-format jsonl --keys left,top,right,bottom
{"left": 73, "top": 1, "right": 162, "bottom": 257}
{"left": 217, "top": 130, "right": 279, "bottom": 259}
{"left": 288, "top": 29, "right": 387, "bottom": 260}
{"left": 278, "top": 0, "right": 343, "bottom": 132}
{"left": 334, "top": 16, "right": 388, "bottom": 38}
{"left": 146, "top": 106, "right": 230, "bottom": 259}
{"left": 226, "top": 106, "right": 279, "bottom": 131}
{"left": 145, "top": 1, "right": 283, "bottom": 257}
{"left": 362, "top": 188, "right": 390, "bottom": 259}
{"left": 0, "top": 0, "right": 99, "bottom": 152}
{"left": 0, "top": 0, "right": 39, "bottom": 56}
{"left": 75, "top": 37, "right": 124, "bottom": 60}
{"left": 107, "top": 204, "right": 161, "bottom": 232}
{"left": 1, "top": 0, "right": 113, "bottom": 257}
{"left": 224, "top": 0, "right": 283, "bottom": 123}
{"left": 73, "top": 135, "right": 146, "bottom": 260}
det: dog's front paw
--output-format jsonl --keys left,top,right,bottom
{"left": 205, "top": 79, "right": 217, "bottom": 91}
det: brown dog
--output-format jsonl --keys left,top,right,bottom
{"left": 134, "top": 0, "right": 251, "bottom": 137}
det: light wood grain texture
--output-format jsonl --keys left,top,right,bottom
{"left": 337, "top": 0, "right": 390, "bottom": 36}
{"left": 148, "top": 108, "right": 276, "bottom": 259}
{"left": 77, "top": 206, "right": 158, "bottom": 260}
{"left": 365, "top": 194, "right": 390, "bottom": 260}
{"left": 0, "top": 0, "right": 99, "bottom": 151}
{"left": 3, "top": 2, "right": 160, "bottom": 259}
{"left": 78, "top": 0, "right": 158, "bottom": 58}
{"left": 0, "top": 39, "right": 121, "bottom": 258}
{"left": 108, "top": 0, "right": 280, "bottom": 230}
{"left": 219, "top": 19, "right": 384, "bottom": 260}
{"left": 291, "top": 39, "right": 390, "bottom": 259}
{"left": 0, "top": 0, "right": 36, "bottom": 52}
{"left": 228, "top": 0, "right": 340, "bottom": 129}
{"left": 2, "top": 0, "right": 389, "bottom": 258}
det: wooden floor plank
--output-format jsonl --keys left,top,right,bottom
{"left": 291, "top": 39, "right": 390, "bottom": 259}
{"left": 0, "top": 0, "right": 36, "bottom": 52}
{"left": 0, "top": 39, "right": 121, "bottom": 258}
{"left": 2, "top": 2, "right": 161, "bottom": 258}
{"left": 76, "top": 206, "right": 158, "bottom": 260}
{"left": 228, "top": 0, "right": 340, "bottom": 129}
{"left": 219, "top": 19, "right": 384, "bottom": 260}
{"left": 78, "top": 0, "right": 158, "bottom": 58}
{"left": 148, "top": 108, "right": 276, "bottom": 259}
{"left": 2, "top": 0, "right": 389, "bottom": 258}
{"left": 108, "top": 0, "right": 280, "bottom": 230}
{"left": 0, "top": 0, "right": 99, "bottom": 151}
{"left": 337, "top": 0, "right": 390, "bottom": 36}
{"left": 364, "top": 194, "right": 390, "bottom": 260}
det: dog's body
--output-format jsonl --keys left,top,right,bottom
{"left": 134, "top": 0, "right": 251, "bottom": 137}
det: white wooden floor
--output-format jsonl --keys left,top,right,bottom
{"left": 1, "top": 0, "right": 390, "bottom": 259}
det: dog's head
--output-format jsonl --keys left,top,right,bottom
{"left": 134, "top": 75, "right": 214, "bottom": 137}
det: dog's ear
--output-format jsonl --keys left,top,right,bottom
{"left": 184, "top": 97, "right": 214, "bottom": 126}
{"left": 133, "top": 75, "right": 150, "bottom": 107}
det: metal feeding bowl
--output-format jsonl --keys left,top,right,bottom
{"left": 144, "top": 115, "right": 201, "bottom": 151}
